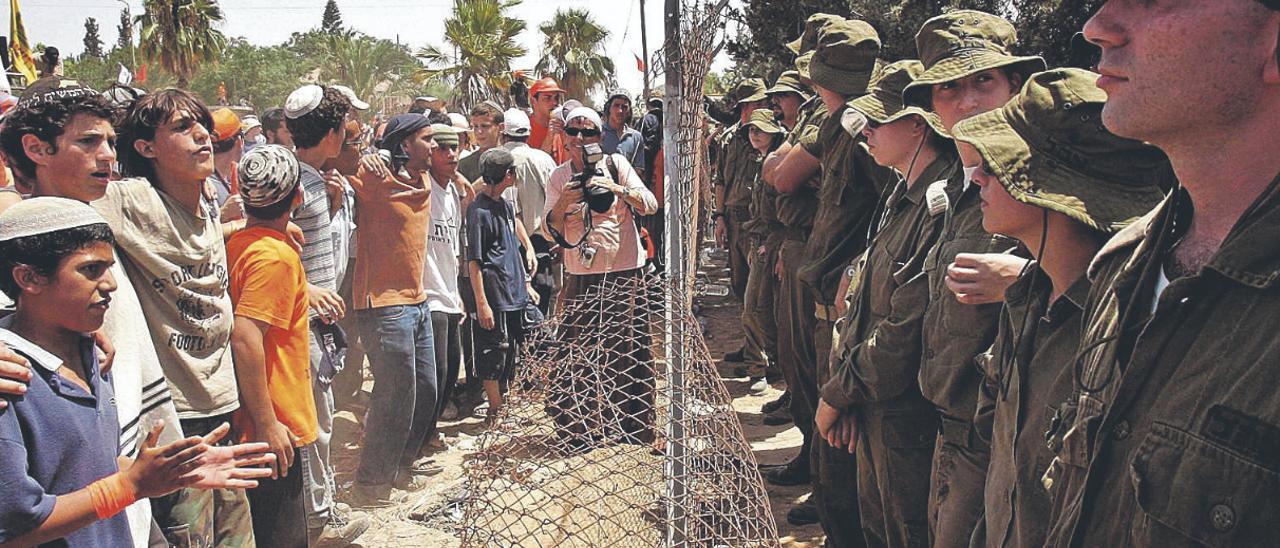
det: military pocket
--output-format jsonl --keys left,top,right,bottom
{"left": 1128, "top": 421, "right": 1280, "bottom": 547}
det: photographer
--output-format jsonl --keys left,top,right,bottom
{"left": 543, "top": 107, "right": 658, "bottom": 446}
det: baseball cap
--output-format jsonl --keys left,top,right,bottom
{"left": 210, "top": 108, "right": 241, "bottom": 143}
{"left": 502, "top": 108, "right": 531, "bottom": 137}
{"left": 237, "top": 144, "right": 301, "bottom": 208}
{"left": 332, "top": 85, "right": 369, "bottom": 110}
{"left": 480, "top": 148, "right": 515, "bottom": 184}
{"left": 240, "top": 115, "right": 262, "bottom": 133}
{"left": 431, "top": 124, "right": 459, "bottom": 147}
{"left": 529, "top": 77, "right": 565, "bottom": 97}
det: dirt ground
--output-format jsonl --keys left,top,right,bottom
{"left": 328, "top": 262, "right": 826, "bottom": 547}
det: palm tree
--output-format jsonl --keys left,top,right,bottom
{"left": 137, "top": 0, "right": 227, "bottom": 88}
{"left": 535, "top": 8, "right": 615, "bottom": 102}
{"left": 414, "top": 0, "right": 527, "bottom": 111}
{"left": 321, "top": 31, "right": 419, "bottom": 107}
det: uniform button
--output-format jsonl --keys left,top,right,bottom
{"left": 1113, "top": 420, "right": 1131, "bottom": 440}
{"left": 1210, "top": 504, "right": 1236, "bottom": 532}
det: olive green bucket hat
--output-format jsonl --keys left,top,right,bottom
{"left": 903, "top": 10, "right": 1046, "bottom": 107}
{"left": 746, "top": 109, "right": 785, "bottom": 134}
{"left": 734, "top": 77, "right": 770, "bottom": 106}
{"left": 787, "top": 13, "right": 846, "bottom": 55}
{"left": 809, "top": 20, "right": 881, "bottom": 97}
{"left": 795, "top": 52, "right": 814, "bottom": 81}
{"left": 951, "top": 68, "right": 1169, "bottom": 234}
{"left": 847, "top": 59, "right": 947, "bottom": 136}
{"left": 766, "top": 71, "right": 812, "bottom": 99}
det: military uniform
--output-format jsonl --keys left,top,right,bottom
{"left": 898, "top": 12, "right": 1047, "bottom": 546}
{"left": 741, "top": 110, "right": 786, "bottom": 379}
{"left": 714, "top": 79, "right": 769, "bottom": 300}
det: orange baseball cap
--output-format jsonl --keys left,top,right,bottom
{"left": 528, "top": 77, "right": 565, "bottom": 98}
{"left": 210, "top": 108, "right": 242, "bottom": 143}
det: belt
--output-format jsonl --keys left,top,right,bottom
{"left": 780, "top": 225, "right": 809, "bottom": 242}
{"left": 939, "top": 414, "right": 976, "bottom": 449}
{"left": 814, "top": 303, "right": 839, "bottom": 322}
{"left": 727, "top": 207, "right": 752, "bottom": 223}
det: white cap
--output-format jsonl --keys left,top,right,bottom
{"left": 502, "top": 108, "right": 531, "bottom": 137}
{"left": 565, "top": 106, "right": 602, "bottom": 131}
{"left": 0, "top": 196, "right": 109, "bottom": 242}
{"left": 448, "top": 112, "right": 471, "bottom": 131}
{"left": 332, "top": 84, "right": 369, "bottom": 110}
{"left": 284, "top": 84, "right": 324, "bottom": 118}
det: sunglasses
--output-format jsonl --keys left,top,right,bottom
{"left": 565, "top": 127, "right": 601, "bottom": 138}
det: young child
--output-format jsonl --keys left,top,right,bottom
{"left": 226, "top": 145, "right": 318, "bottom": 548}
{"left": 0, "top": 197, "right": 273, "bottom": 546}
{"left": 466, "top": 148, "right": 537, "bottom": 424}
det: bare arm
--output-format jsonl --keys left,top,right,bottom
{"left": 773, "top": 143, "right": 821, "bottom": 194}
{"left": 468, "top": 261, "right": 495, "bottom": 330}
{"left": 229, "top": 316, "right": 296, "bottom": 478}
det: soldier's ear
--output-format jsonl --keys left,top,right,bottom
{"left": 1269, "top": 23, "right": 1280, "bottom": 86}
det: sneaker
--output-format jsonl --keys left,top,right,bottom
{"left": 761, "top": 391, "right": 791, "bottom": 415}
{"left": 348, "top": 483, "right": 395, "bottom": 508}
{"left": 786, "top": 499, "right": 820, "bottom": 526}
{"left": 765, "top": 460, "right": 811, "bottom": 486}
{"left": 308, "top": 511, "right": 371, "bottom": 547}
{"left": 762, "top": 406, "right": 793, "bottom": 426}
{"left": 750, "top": 377, "right": 770, "bottom": 394}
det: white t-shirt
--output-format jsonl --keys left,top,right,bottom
{"left": 424, "top": 176, "right": 463, "bottom": 314}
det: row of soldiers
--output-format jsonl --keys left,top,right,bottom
{"left": 710, "top": 2, "right": 1280, "bottom": 547}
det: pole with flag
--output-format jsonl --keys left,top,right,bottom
{"left": 8, "top": 0, "right": 38, "bottom": 83}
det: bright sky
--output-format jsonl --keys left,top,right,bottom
{"left": 9, "top": 0, "right": 676, "bottom": 105}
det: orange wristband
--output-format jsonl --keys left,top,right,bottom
{"left": 87, "top": 473, "right": 138, "bottom": 520}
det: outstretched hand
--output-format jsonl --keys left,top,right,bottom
{"left": 186, "top": 423, "right": 275, "bottom": 490}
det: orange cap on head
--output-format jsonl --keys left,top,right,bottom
{"left": 529, "top": 77, "right": 565, "bottom": 98}
{"left": 210, "top": 108, "right": 242, "bottom": 143}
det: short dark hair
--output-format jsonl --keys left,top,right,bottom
{"left": 0, "top": 223, "right": 115, "bottom": 301}
{"left": 425, "top": 110, "right": 451, "bottom": 125}
{"left": 212, "top": 134, "right": 241, "bottom": 154}
{"left": 117, "top": 89, "right": 214, "bottom": 180}
{"left": 286, "top": 87, "right": 351, "bottom": 150}
{"left": 0, "top": 92, "right": 115, "bottom": 181}
{"left": 242, "top": 185, "right": 299, "bottom": 221}
{"left": 261, "top": 107, "right": 287, "bottom": 133}
{"left": 470, "top": 102, "right": 504, "bottom": 124}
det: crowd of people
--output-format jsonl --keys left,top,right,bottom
{"left": 709, "top": 2, "right": 1280, "bottom": 547}
{"left": 0, "top": 50, "right": 661, "bottom": 546}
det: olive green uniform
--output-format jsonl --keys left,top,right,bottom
{"left": 798, "top": 103, "right": 894, "bottom": 547}
{"left": 741, "top": 149, "right": 782, "bottom": 376}
{"left": 823, "top": 151, "right": 958, "bottom": 548}
{"left": 714, "top": 122, "right": 758, "bottom": 299}
{"left": 970, "top": 269, "right": 1084, "bottom": 548}
{"left": 1044, "top": 184, "right": 1280, "bottom": 546}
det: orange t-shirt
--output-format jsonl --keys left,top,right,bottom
{"left": 349, "top": 164, "right": 432, "bottom": 309}
{"left": 529, "top": 115, "right": 568, "bottom": 165}
{"left": 227, "top": 226, "right": 318, "bottom": 447}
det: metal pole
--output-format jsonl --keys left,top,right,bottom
{"left": 661, "top": 0, "right": 685, "bottom": 545}
{"left": 639, "top": 0, "right": 650, "bottom": 103}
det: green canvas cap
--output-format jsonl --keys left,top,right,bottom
{"left": 732, "top": 78, "right": 770, "bottom": 106}
{"left": 809, "top": 20, "right": 881, "bottom": 97}
{"left": 902, "top": 10, "right": 1046, "bottom": 107}
{"left": 786, "top": 13, "right": 846, "bottom": 55}
{"left": 951, "top": 68, "right": 1168, "bottom": 234}
{"left": 746, "top": 108, "right": 785, "bottom": 134}
{"left": 848, "top": 59, "right": 947, "bottom": 136}
{"left": 766, "top": 71, "right": 812, "bottom": 99}
{"left": 795, "top": 52, "right": 814, "bottom": 81}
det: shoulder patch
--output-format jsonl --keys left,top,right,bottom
{"left": 840, "top": 108, "right": 867, "bottom": 137}
{"left": 925, "top": 180, "right": 950, "bottom": 217}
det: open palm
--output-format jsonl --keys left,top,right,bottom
{"left": 184, "top": 423, "right": 276, "bottom": 490}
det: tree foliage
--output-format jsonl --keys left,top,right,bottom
{"left": 137, "top": 0, "right": 228, "bottom": 88}
{"left": 1011, "top": 0, "right": 1106, "bottom": 68}
{"left": 322, "top": 0, "right": 344, "bottom": 35}
{"left": 415, "top": 0, "right": 527, "bottom": 112}
{"left": 534, "top": 9, "right": 615, "bottom": 103}
{"left": 83, "top": 18, "right": 104, "bottom": 58}
{"left": 117, "top": 9, "right": 133, "bottom": 51}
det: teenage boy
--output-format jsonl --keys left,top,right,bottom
{"left": 101, "top": 88, "right": 256, "bottom": 546}
{"left": 227, "top": 145, "right": 319, "bottom": 548}
{"left": 458, "top": 101, "right": 503, "bottom": 183}
{"left": 1045, "top": 2, "right": 1280, "bottom": 545}
{"left": 466, "top": 148, "right": 536, "bottom": 422}
{"left": 0, "top": 82, "right": 188, "bottom": 547}
{"left": 0, "top": 197, "right": 273, "bottom": 546}
{"left": 348, "top": 114, "right": 440, "bottom": 506}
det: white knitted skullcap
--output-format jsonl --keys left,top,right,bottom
{"left": 565, "top": 106, "right": 602, "bottom": 130}
{"left": 0, "top": 196, "right": 109, "bottom": 242}
{"left": 285, "top": 85, "right": 324, "bottom": 119}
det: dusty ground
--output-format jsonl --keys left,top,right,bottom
{"left": 328, "top": 259, "right": 825, "bottom": 547}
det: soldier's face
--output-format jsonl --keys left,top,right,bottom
{"left": 747, "top": 126, "right": 774, "bottom": 153}
{"left": 1084, "top": 0, "right": 1279, "bottom": 144}
{"left": 959, "top": 141, "right": 1040, "bottom": 240}
{"left": 771, "top": 93, "right": 804, "bottom": 123}
{"left": 931, "top": 69, "right": 1021, "bottom": 132}
{"left": 861, "top": 115, "right": 921, "bottom": 172}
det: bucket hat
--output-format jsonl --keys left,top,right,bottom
{"left": 950, "top": 68, "right": 1168, "bottom": 234}
{"left": 847, "top": 59, "right": 946, "bottom": 135}
{"left": 786, "top": 13, "right": 846, "bottom": 55}
{"left": 734, "top": 78, "right": 769, "bottom": 106}
{"left": 808, "top": 20, "right": 881, "bottom": 97}
{"left": 903, "top": 10, "right": 1046, "bottom": 107}
{"left": 795, "top": 52, "right": 814, "bottom": 81}
{"left": 745, "top": 109, "right": 784, "bottom": 134}
{"left": 766, "top": 71, "right": 812, "bottom": 99}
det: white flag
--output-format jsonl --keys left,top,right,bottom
{"left": 117, "top": 63, "right": 132, "bottom": 85}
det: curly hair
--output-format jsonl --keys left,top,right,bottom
{"left": 0, "top": 223, "right": 115, "bottom": 301}
{"left": 0, "top": 92, "right": 114, "bottom": 181}
{"left": 285, "top": 87, "right": 351, "bottom": 149}
{"left": 116, "top": 88, "right": 214, "bottom": 180}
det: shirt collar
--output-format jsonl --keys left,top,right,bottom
{"left": 900, "top": 149, "right": 960, "bottom": 207}
{"left": 0, "top": 324, "right": 94, "bottom": 374}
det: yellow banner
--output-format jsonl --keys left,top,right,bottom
{"left": 9, "top": 0, "right": 38, "bottom": 83}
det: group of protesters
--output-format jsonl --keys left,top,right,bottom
{"left": 0, "top": 46, "right": 662, "bottom": 546}
{"left": 710, "top": 1, "right": 1280, "bottom": 547}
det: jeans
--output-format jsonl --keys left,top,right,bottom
{"left": 428, "top": 311, "right": 463, "bottom": 440}
{"left": 301, "top": 328, "right": 336, "bottom": 530}
{"left": 355, "top": 302, "right": 438, "bottom": 486}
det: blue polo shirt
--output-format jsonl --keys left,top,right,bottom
{"left": 0, "top": 327, "right": 131, "bottom": 547}
{"left": 601, "top": 123, "right": 646, "bottom": 172}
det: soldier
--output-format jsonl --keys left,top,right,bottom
{"left": 816, "top": 59, "right": 957, "bottom": 548}
{"left": 759, "top": 14, "right": 842, "bottom": 525}
{"left": 712, "top": 78, "right": 769, "bottom": 368}
{"left": 1043, "top": 2, "right": 1280, "bottom": 545}
{"left": 897, "top": 11, "right": 1045, "bottom": 546}
{"left": 778, "top": 19, "right": 892, "bottom": 546}
{"left": 948, "top": 68, "right": 1168, "bottom": 548}
{"left": 738, "top": 105, "right": 787, "bottom": 395}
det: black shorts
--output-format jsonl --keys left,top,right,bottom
{"left": 474, "top": 310, "right": 524, "bottom": 381}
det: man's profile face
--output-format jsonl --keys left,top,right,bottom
{"left": 533, "top": 92, "right": 562, "bottom": 115}
{"left": 403, "top": 126, "right": 438, "bottom": 166}
{"left": 1083, "top": 0, "right": 1277, "bottom": 143}
{"left": 267, "top": 125, "right": 294, "bottom": 148}
{"left": 31, "top": 113, "right": 117, "bottom": 202}
{"left": 431, "top": 142, "right": 459, "bottom": 174}
{"left": 140, "top": 109, "right": 215, "bottom": 182}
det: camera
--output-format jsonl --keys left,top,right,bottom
{"left": 571, "top": 143, "right": 616, "bottom": 214}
